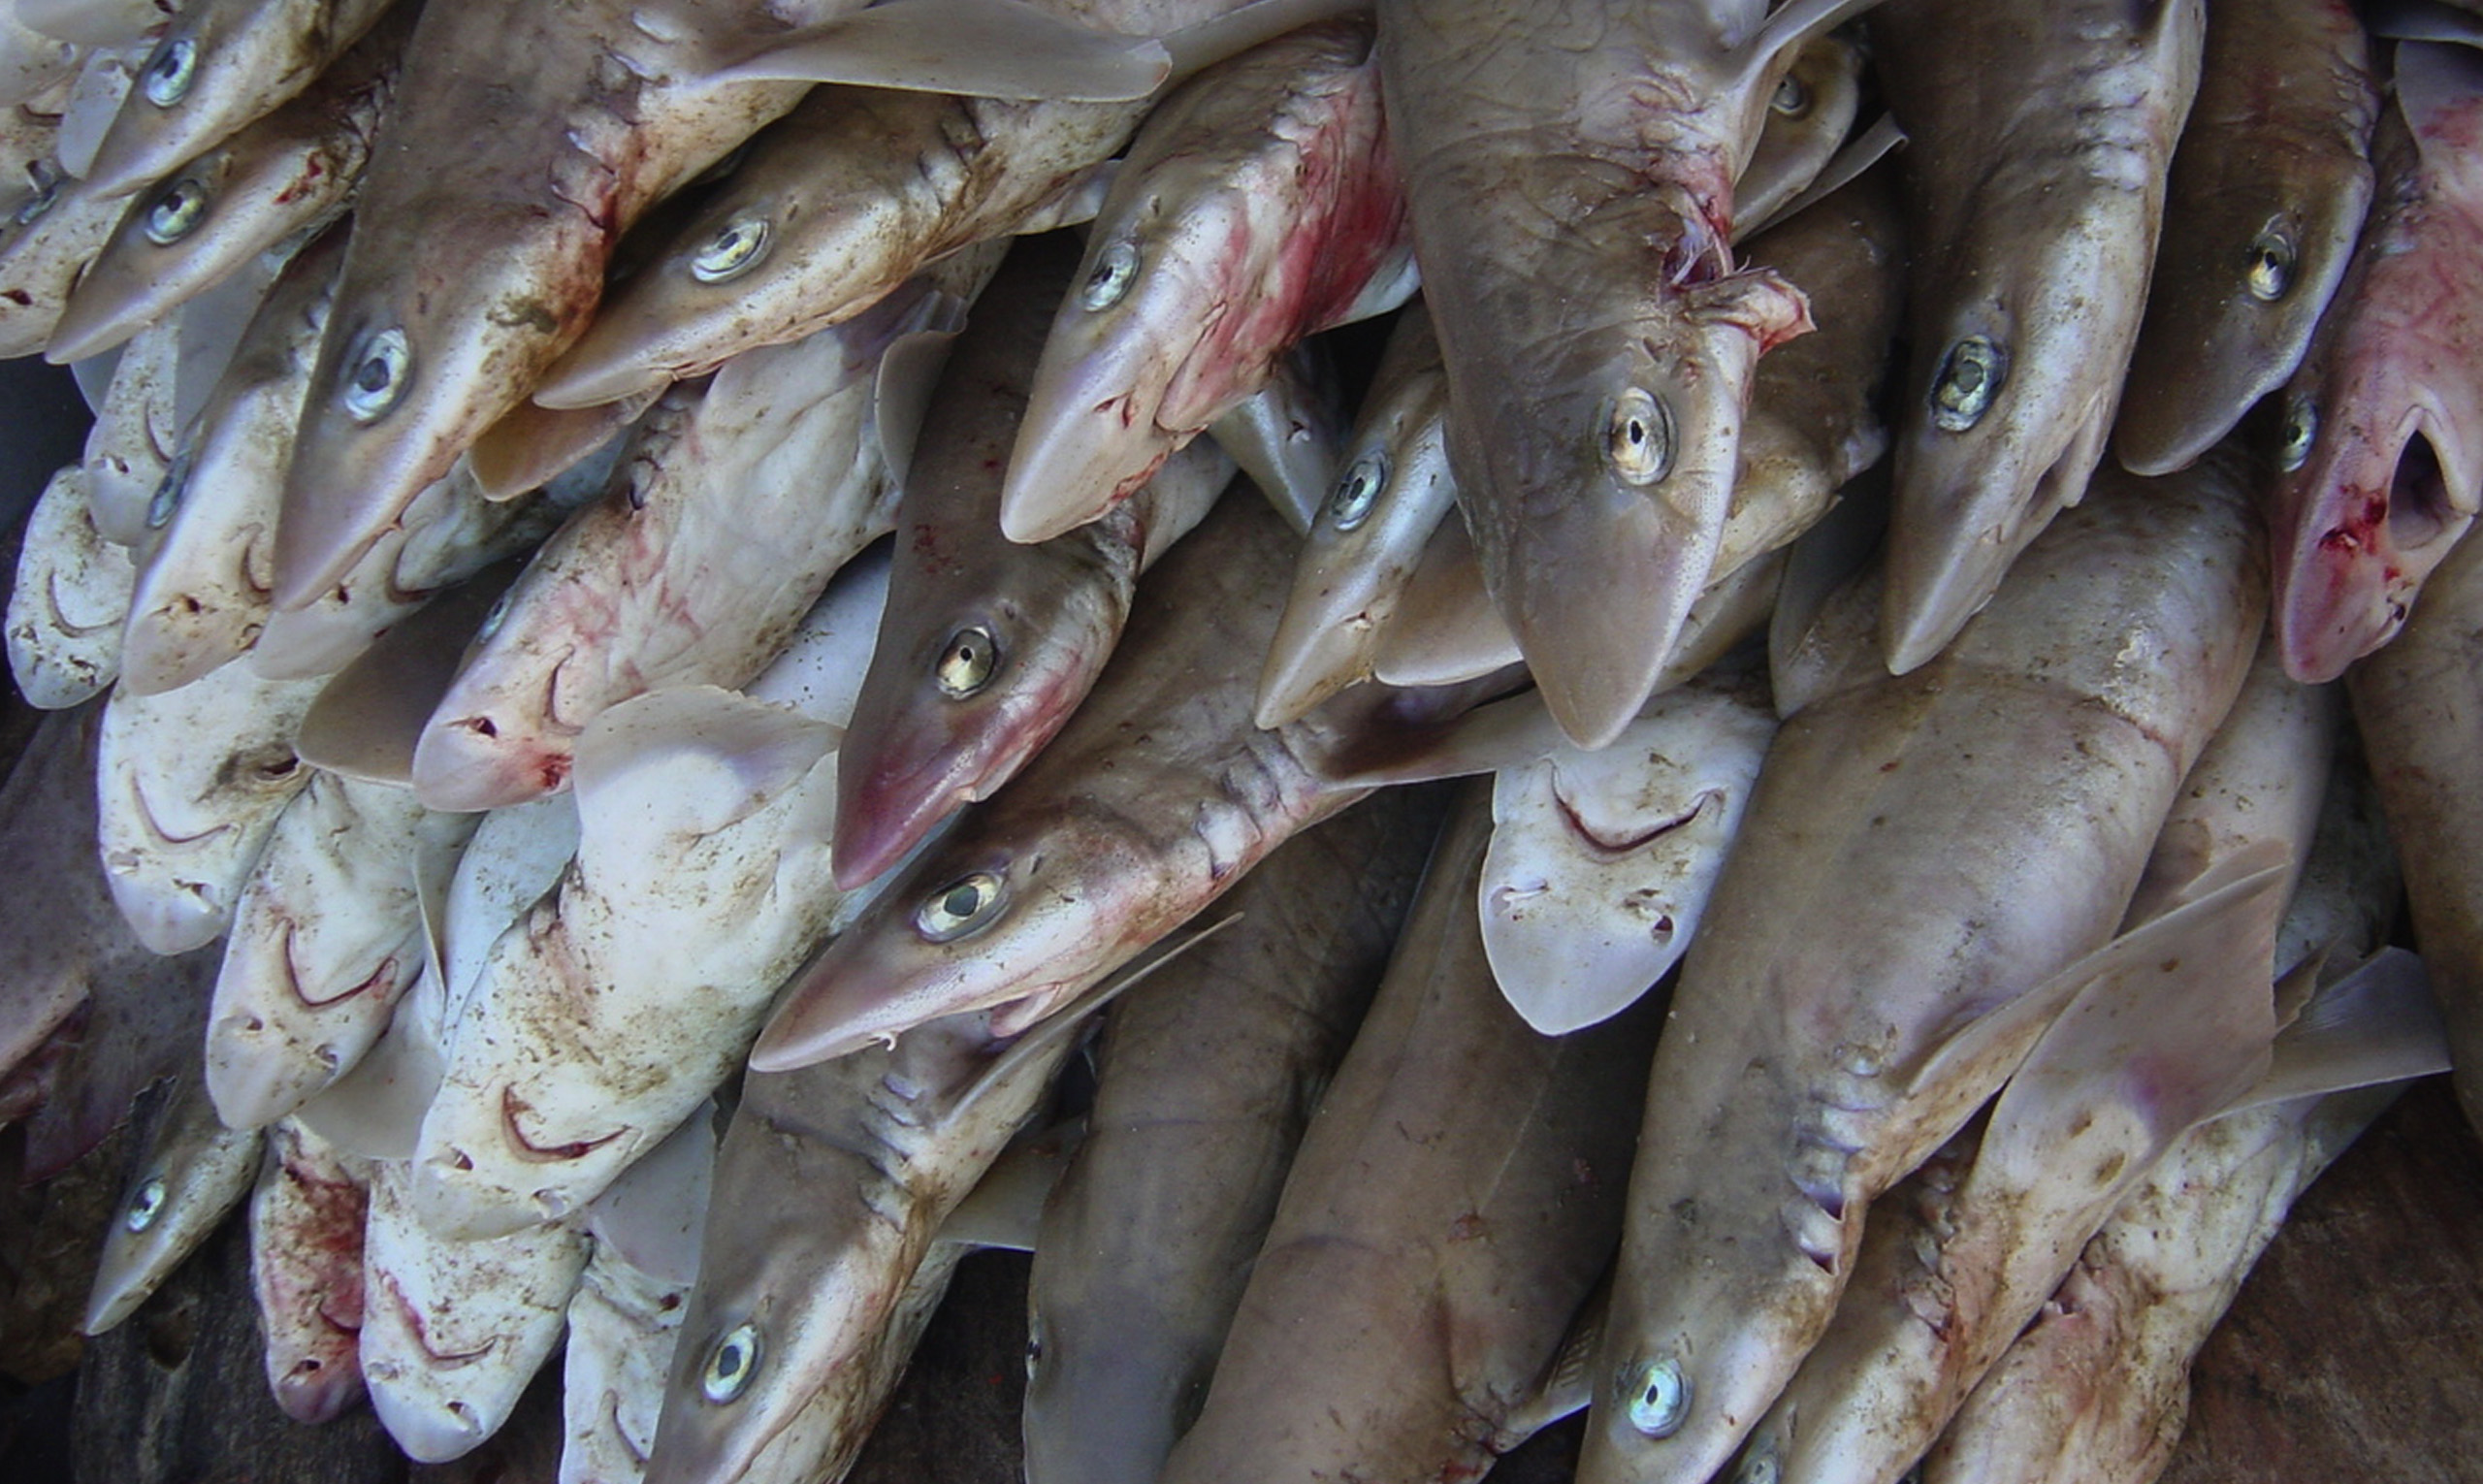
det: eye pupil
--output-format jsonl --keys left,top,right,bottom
{"left": 144, "top": 40, "right": 195, "bottom": 107}
{"left": 1930, "top": 336, "right": 2006, "bottom": 433}
{"left": 690, "top": 212, "right": 770, "bottom": 283}
{"left": 355, "top": 358, "right": 389, "bottom": 394}
{"left": 1605, "top": 389, "right": 1674, "bottom": 485}
{"left": 935, "top": 625, "right": 998, "bottom": 697}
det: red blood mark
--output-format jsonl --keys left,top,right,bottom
{"left": 500, "top": 1085, "right": 621, "bottom": 1162}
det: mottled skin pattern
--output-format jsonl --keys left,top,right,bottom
{"left": 249, "top": 1116, "right": 373, "bottom": 1425}
{"left": 2265, "top": 46, "right": 2483, "bottom": 683}
{"left": 115, "top": 222, "right": 343, "bottom": 697}
{"left": 2114, "top": 0, "right": 2375, "bottom": 476}
{"left": 1376, "top": 0, "right": 1858, "bottom": 747}
{"left": 1872, "top": 0, "right": 2204, "bottom": 673}
{"left": 1579, "top": 451, "right": 2265, "bottom": 1484}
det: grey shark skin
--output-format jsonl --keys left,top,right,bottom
{"left": 47, "top": 4, "right": 405, "bottom": 365}
{"left": 999, "top": 16, "right": 1409, "bottom": 544}
{"left": 831, "top": 232, "right": 1232, "bottom": 887}
{"left": 756, "top": 492, "right": 1381, "bottom": 1071}
{"left": 1021, "top": 788, "right": 1438, "bottom": 1484}
{"left": 1375, "top": 0, "right": 1881, "bottom": 747}
{"left": 78, "top": 0, "right": 399, "bottom": 202}
{"left": 267, "top": 0, "right": 855, "bottom": 610}
{"left": 645, "top": 998, "right": 1097, "bottom": 1484}
{"left": 1158, "top": 782, "right": 1662, "bottom": 1484}
{"left": 2112, "top": 0, "right": 2375, "bottom": 476}
{"left": 1872, "top": 0, "right": 2204, "bottom": 673}
{"left": 1576, "top": 447, "right": 2266, "bottom": 1484}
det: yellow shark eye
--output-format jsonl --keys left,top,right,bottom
{"left": 2277, "top": 394, "right": 2317, "bottom": 472}
{"left": 2245, "top": 225, "right": 2295, "bottom": 303}
{"left": 690, "top": 211, "right": 771, "bottom": 284}
{"left": 1080, "top": 241, "right": 1140, "bottom": 312}
{"left": 340, "top": 327, "right": 410, "bottom": 423}
{"left": 144, "top": 38, "right": 198, "bottom": 108}
{"left": 124, "top": 1177, "right": 168, "bottom": 1233}
{"left": 1929, "top": 335, "right": 2005, "bottom": 433}
{"left": 701, "top": 1322, "right": 761, "bottom": 1403}
{"left": 1605, "top": 388, "right": 1675, "bottom": 486}
{"left": 144, "top": 176, "right": 210, "bottom": 245}
{"left": 936, "top": 626, "right": 999, "bottom": 698}
{"left": 1326, "top": 451, "right": 1388, "bottom": 532}
{"left": 916, "top": 871, "right": 1005, "bottom": 942}
{"left": 1626, "top": 1354, "right": 1690, "bottom": 1436}
{"left": 1771, "top": 73, "right": 1811, "bottom": 118}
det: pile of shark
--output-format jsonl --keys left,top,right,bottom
{"left": 4, "top": 0, "right": 2482, "bottom": 1479}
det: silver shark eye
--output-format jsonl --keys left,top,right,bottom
{"left": 1734, "top": 1455, "right": 1782, "bottom": 1484}
{"left": 124, "top": 1177, "right": 168, "bottom": 1233}
{"left": 145, "top": 454, "right": 190, "bottom": 530}
{"left": 2277, "top": 394, "right": 2317, "bottom": 472}
{"left": 2244, "top": 225, "right": 2296, "bottom": 303}
{"left": 143, "top": 175, "right": 210, "bottom": 244}
{"left": 1080, "top": 240, "right": 1141, "bottom": 312}
{"left": 1770, "top": 73, "right": 1811, "bottom": 118}
{"left": 916, "top": 871, "right": 1005, "bottom": 942}
{"left": 13, "top": 160, "right": 61, "bottom": 227}
{"left": 144, "top": 38, "right": 198, "bottom": 108}
{"left": 1024, "top": 1318, "right": 1046, "bottom": 1377}
{"left": 935, "top": 626, "right": 999, "bottom": 698}
{"left": 700, "top": 1322, "right": 761, "bottom": 1403}
{"left": 475, "top": 586, "right": 516, "bottom": 646}
{"left": 1326, "top": 450, "right": 1388, "bottom": 531}
{"left": 340, "top": 327, "right": 410, "bottom": 423}
{"left": 1604, "top": 388, "right": 1675, "bottom": 486}
{"left": 1625, "top": 1355, "right": 1691, "bottom": 1437}
{"left": 1928, "top": 335, "right": 2005, "bottom": 433}
{"left": 689, "top": 211, "right": 771, "bottom": 284}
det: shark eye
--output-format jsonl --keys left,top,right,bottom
{"left": 124, "top": 1177, "right": 168, "bottom": 1233}
{"left": 13, "top": 160, "right": 61, "bottom": 226}
{"left": 1080, "top": 241, "right": 1140, "bottom": 312}
{"left": 145, "top": 453, "right": 191, "bottom": 530}
{"left": 701, "top": 1322, "right": 761, "bottom": 1403}
{"left": 1734, "top": 1454, "right": 1781, "bottom": 1484}
{"left": 1326, "top": 451, "right": 1388, "bottom": 531}
{"left": 1928, "top": 335, "right": 2005, "bottom": 433}
{"left": 935, "top": 626, "right": 999, "bottom": 698}
{"left": 144, "top": 38, "right": 198, "bottom": 107}
{"left": 917, "top": 871, "right": 1005, "bottom": 942}
{"left": 1770, "top": 73, "right": 1811, "bottom": 118}
{"left": 2244, "top": 225, "right": 2295, "bottom": 303}
{"left": 1024, "top": 1317, "right": 1046, "bottom": 1377}
{"left": 1625, "top": 1355, "right": 1690, "bottom": 1437}
{"left": 144, "top": 176, "right": 210, "bottom": 244}
{"left": 1604, "top": 388, "right": 1675, "bottom": 486}
{"left": 2277, "top": 394, "right": 2317, "bottom": 472}
{"left": 340, "top": 327, "right": 410, "bottom": 423}
{"left": 690, "top": 211, "right": 771, "bottom": 284}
